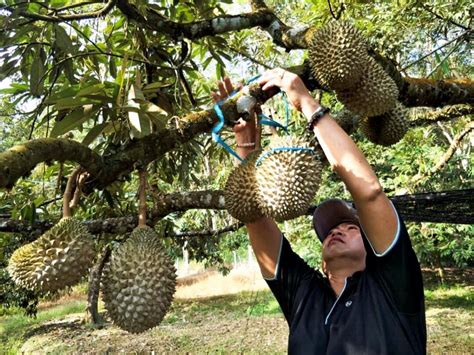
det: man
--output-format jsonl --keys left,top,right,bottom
{"left": 213, "top": 69, "right": 426, "bottom": 354}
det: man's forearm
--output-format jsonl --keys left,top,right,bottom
{"left": 300, "top": 95, "right": 397, "bottom": 253}
{"left": 300, "top": 97, "right": 382, "bottom": 203}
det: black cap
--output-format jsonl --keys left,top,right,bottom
{"left": 312, "top": 199, "right": 360, "bottom": 242}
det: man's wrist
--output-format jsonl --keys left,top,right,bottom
{"left": 300, "top": 96, "right": 320, "bottom": 120}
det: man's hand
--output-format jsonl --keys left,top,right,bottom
{"left": 258, "top": 68, "right": 319, "bottom": 118}
{"left": 212, "top": 77, "right": 259, "bottom": 159}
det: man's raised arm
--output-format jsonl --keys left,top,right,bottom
{"left": 258, "top": 69, "right": 398, "bottom": 254}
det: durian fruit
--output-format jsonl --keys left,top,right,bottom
{"left": 255, "top": 136, "right": 322, "bottom": 222}
{"left": 334, "top": 108, "right": 360, "bottom": 135}
{"left": 308, "top": 21, "right": 369, "bottom": 90}
{"left": 360, "top": 101, "right": 409, "bottom": 146}
{"left": 102, "top": 226, "right": 176, "bottom": 333}
{"left": 337, "top": 57, "right": 399, "bottom": 117}
{"left": 224, "top": 151, "right": 265, "bottom": 223}
{"left": 8, "top": 217, "right": 96, "bottom": 292}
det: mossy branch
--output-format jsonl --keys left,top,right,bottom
{"left": 1, "top": 189, "right": 473, "bottom": 236}
{"left": 0, "top": 138, "right": 103, "bottom": 189}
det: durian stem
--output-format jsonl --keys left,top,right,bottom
{"left": 138, "top": 169, "right": 147, "bottom": 228}
{"left": 63, "top": 168, "right": 81, "bottom": 218}
{"left": 70, "top": 171, "right": 88, "bottom": 209}
{"left": 85, "top": 244, "right": 111, "bottom": 325}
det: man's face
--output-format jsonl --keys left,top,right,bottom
{"left": 321, "top": 222, "right": 366, "bottom": 265}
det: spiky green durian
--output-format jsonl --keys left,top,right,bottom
{"left": 308, "top": 21, "right": 369, "bottom": 90}
{"left": 337, "top": 56, "right": 399, "bottom": 117}
{"left": 8, "top": 217, "right": 96, "bottom": 292}
{"left": 360, "top": 101, "right": 409, "bottom": 146}
{"left": 334, "top": 108, "right": 360, "bottom": 135}
{"left": 224, "top": 151, "right": 265, "bottom": 223}
{"left": 102, "top": 226, "right": 176, "bottom": 333}
{"left": 255, "top": 136, "right": 322, "bottom": 222}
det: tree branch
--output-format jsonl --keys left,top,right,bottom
{"left": 0, "top": 138, "right": 104, "bottom": 189}
{"left": 172, "top": 222, "right": 244, "bottom": 238}
{"left": 4, "top": 0, "right": 117, "bottom": 23}
{"left": 401, "top": 77, "right": 474, "bottom": 107}
{"left": 153, "top": 190, "right": 226, "bottom": 219}
{"left": 2, "top": 190, "right": 473, "bottom": 236}
{"left": 116, "top": 0, "right": 274, "bottom": 41}
{"left": 429, "top": 122, "right": 473, "bottom": 174}
{"left": 411, "top": 122, "right": 473, "bottom": 186}
{"left": 410, "top": 104, "right": 474, "bottom": 127}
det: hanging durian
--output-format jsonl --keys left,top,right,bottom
{"left": 8, "top": 169, "right": 95, "bottom": 293}
{"left": 360, "top": 101, "right": 409, "bottom": 146}
{"left": 8, "top": 217, "right": 96, "bottom": 293}
{"left": 101, "top": 170, "right": 176, "bottom": 333}
{"left": 255, "top": 136, "right": 322, "bottom": 222}
{"left": 337, "top": 57, "right": 399, "bottom": 117}
{"left": 307, "top": 21, "right": 369, "bottom": 90}
{"left": 224, "top": 151, "right": 265, "bottom": 223}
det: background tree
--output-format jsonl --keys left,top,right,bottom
{"left": 0, "top": 0, "right": 472, "bottom": 315}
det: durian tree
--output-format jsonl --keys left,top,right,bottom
{"left": 0, "top": 0, "right": 473, "bottom": 318}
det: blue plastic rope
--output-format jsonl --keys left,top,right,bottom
{"left": 246, "top": 74, "right": 261, "bottom": 84}
{"left": 212, "top": 103, "right": 244, "bottom": 162}
{"left": 258, "top": 113, "right": 288, "bottom": 132}
{"left": 211, "top": 73, "right": 292, "bottom": 162}
{"left": 255, "top": 146, "right": 315, "bottom": 166}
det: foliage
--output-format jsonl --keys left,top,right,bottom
{"left": 0, "top": 0, "right": 472, "bottom": 314}
{"left": 0, "top": 233, "right": 39, "bottom": 317}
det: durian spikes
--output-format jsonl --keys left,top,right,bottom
{"left": 308, "top": 21, "right": 399, "bottom": 117}
{"left": 224, "top": 151, "right": 265, "bottom": 223}
{"left": 101, "top": 226, "right": 177, "bottom": 333}
{"left": 8, "top": 217, "right": 96, "bottom": 292}
{"left": 8, "top": 168, "right": 96, "bottom": 292}
{"left": 360, "top": 101, "right": 409, "bottom": 146}
{"left": 255, "top": 136, "right": 322, "bottom": 222}
{"left": 102, "top": 170, "right": 176, "bottom": 333}
{"left": 308, "top": 21, "right": 368, "bottom": 90}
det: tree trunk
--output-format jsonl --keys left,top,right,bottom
{"left": 84, "top": 245, "right": 112, "bottom": 325}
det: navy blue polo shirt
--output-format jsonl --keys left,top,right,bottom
{"left": 265, "top": 208, "right": 426, "bottom": 354}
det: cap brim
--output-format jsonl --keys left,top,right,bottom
{"left": 313, "top": 199, "right": 359, "bottom": 242}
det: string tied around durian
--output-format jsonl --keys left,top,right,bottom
{"left": 212, "top": 75, "right": 290, "bottom": 162}
{"left": 255, "top": 146, "right": 316, "bottom": 167}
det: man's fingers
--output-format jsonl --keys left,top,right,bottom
{"left": 218, "top": 81, "right": 228, "bottom": 98}
{"left": 224, "top": 77, "right": 233, "bottom": 94}
{"left": 261, "top": 79, "right": 278, "bottom": 91}
{"left": 211, "top": 92, "right": 220, "bottom": 102}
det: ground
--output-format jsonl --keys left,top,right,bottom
{"left": 1, "top": 267, "right": 473, "bottom": 354}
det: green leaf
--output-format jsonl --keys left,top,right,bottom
{"left": 54, "top": 97, "right": 89, "bottom": 110}
{"left": 82, "top": 122, "right": 109, "bottom": 146}
{"left": 30, "top": 52, "right": 45, "bottom": 97}
{"left": 55, "top": 24, "right": 74, "bottom": 54}
{"left": 50, "top": 105, "right": 98, "bottom": 137}
{"left": 77, "top": 84, "right": 104, "bottom": 97}
{"left": 0, "top": 60, "right": 18, "bottom": 81}
{"left": 109, "top": 57, "right": 117, "bottom": 78}
{"left": 63, "top": 59, "right": 76, "bottom": 84}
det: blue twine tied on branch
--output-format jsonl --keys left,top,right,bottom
{"left": 211, "top": 74, "right": 291, "bottom": 161}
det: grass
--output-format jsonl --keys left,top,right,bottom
{"left": 1, "top": 283, "right": 472, "bottom": 353}
{"left": 0, "top": 300, "right": 86, "bottom": 354}
{"left": 164, "top": 289, "right": 281, "bottom": 325}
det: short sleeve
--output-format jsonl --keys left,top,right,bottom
{"left": 365, "top": 206, "right": 424, "bottom": 314}
{"left": 265, "top": 235, "right": 317, "bottom": 323}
